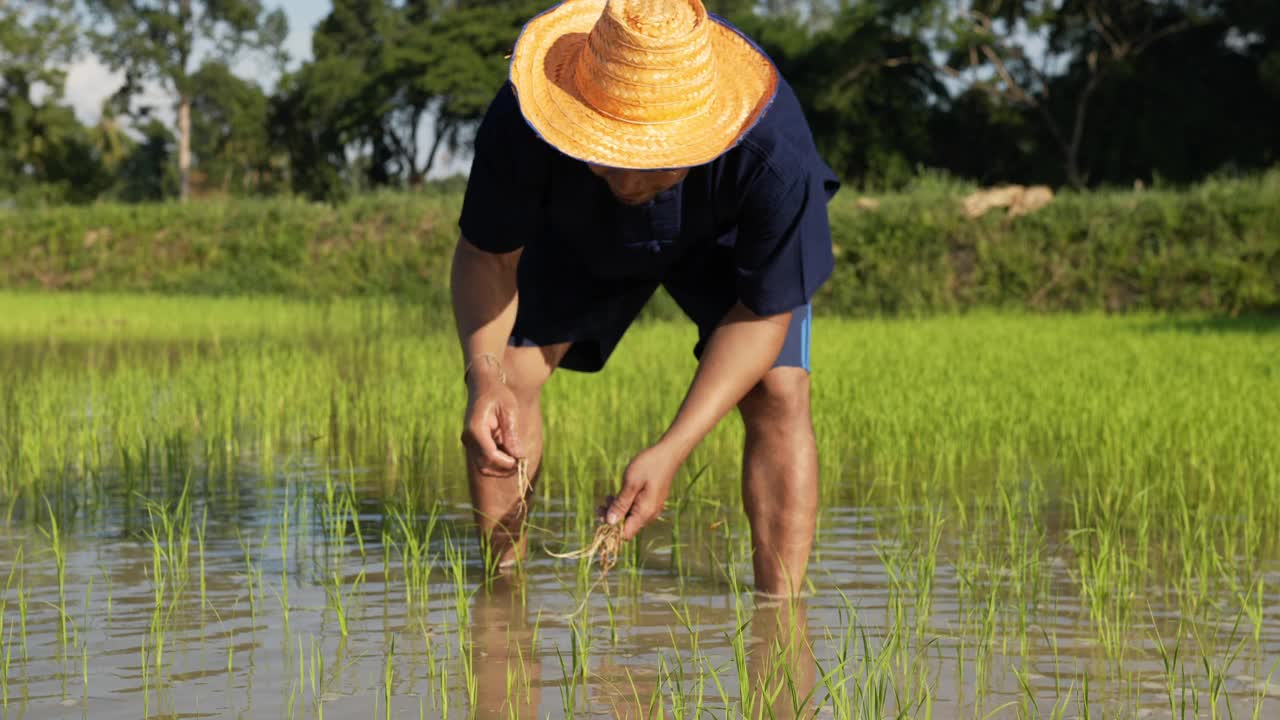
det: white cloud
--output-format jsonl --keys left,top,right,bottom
{"left": 64, "top": 56, "right": 172, "bottom": 128}
{"left": 64, "top": 57, "right": 122, "bottom": 125}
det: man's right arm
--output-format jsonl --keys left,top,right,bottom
{"left": 451, "top": 234, "right": 521, "bottom": 375}
{"left": 451, "top": 234, "right": 524, "bottom": 474}
{"left": 454, "top": 83, "right": 545, "bottom": 473}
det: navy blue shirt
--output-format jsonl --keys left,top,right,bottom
{"left": 459, "top": 78, "right": 840, "bottom": 318}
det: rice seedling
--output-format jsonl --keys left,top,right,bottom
{"left": 279, "top": 487, "right": 291, "bottom": 627}
{"left": 0, "top": 547, "right": 21, "bottom": 709}
{"left": 323, "top": 567, "right": 365, "bottom": 639}
{"left": 38, "top": 499, "right": 69, "bottom": 649}
{"left": 389, "top": 500, "right": 440, "bottom": 615}
{"left": 307, "top": 634, "right": 325, "bottom": 720}
{"left": 443, "top": 532, "right": 478, "bottom": 710}
{"left": 140, "top": 632, "right": 150, "bottom": 719}
{"left": 1, "top": 625, "right": 11, "bottom": 709}
{"left": 554, "top": 647, "right": 578, "bottom": 717}
{"left": 548, "top": 520, "right": 624, "bottom": 576}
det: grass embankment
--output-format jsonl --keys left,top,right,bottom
{"left": 1, "top": 292, "right": 1277, "bottom": 715}
{"left": 2, "top": 171, "right": 1278, "bottom": 314}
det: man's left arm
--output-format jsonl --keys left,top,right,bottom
{"left": 604, "top": 302, "right": 790, "bottom": 540}
{"left": 605, "top": 161, "right": 836, "bottom": 540}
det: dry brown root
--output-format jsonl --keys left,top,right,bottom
{"left": 547, "top": 520, "right": 624, "bottom": 575}
{"left": 515, "top": 457, "right": 531, "bottom": 516}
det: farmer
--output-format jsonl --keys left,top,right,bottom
{"left": 451, "top": 0, "right": 839, "bottom": 597}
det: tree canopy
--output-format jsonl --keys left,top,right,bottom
{"left": 3, "top": 0, "right": 1278, "bottom": 205}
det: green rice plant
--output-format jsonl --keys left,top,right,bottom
{"left": 440, "top": 639, "right": 451, "bottom": 719}
{"left": 667, "top": 602, "right": 708, "bottom": 713}
{"left": 140, "top": 632, "right": 150, "bottom": 719}
{"left": 140, "top": 477, "right": 195, "bottom": 614}
{"left": 567, "top": 601, "right": 591, "bottom": 690}
{"left": 0, "top": 547, "right": 21, "bottom": 710}
{"left": 814, "top": 595, "right": 856, "bottom": 718}
{"left": 279, "top": 486, "right": 290, "bottom": 626}
{"left": 723, "top": 557, "right": 756, "bottom": 716}
{"left": 78, "top": 576, "right": 91, "bottom": 697}
{"left": 443, "top": 533, "right": 477, "bottom": 708}
{"left": 323, "top": 567, "right": 365, "bottom": 639}
{"left": 38, "top": 498, "right": 69, "bottom": 649}
{"left": 659, "top": 648, "right": 690, "bottom": 719}
{"left": 16, "top": 567, "right": 27, "bottom": 663}
{"left": 504, "top": 637, "right": 532, "bottom": 719}
{"left": 1190, "top": 609, "right": 1252, "bottom": 720}
{"left": 1, "top": 623, "right": 11, "bottom": 708}
{"left": 287, "top": 635, "right": 302, "bottom": 720}
{"left": 554, "top": 647, "right": 578, "bottom": 719}
{"left": 383, "top": 635, "right": 396, "bottom": 720}
{"left": 1250, "top": 658, "right": 1280, "bottom": 720}
{"left": 196, "top": 506, "right": 208, "bottom": 611}
{"left": 667, "top": 465, "right": 708, "bottom": 588}
{"left": 307, "top": 634, "right": 325, "bottom": 720}
{"left": 389, "top": 500, "right": 440, "bottom": 615}
{"left": 1067, "top": 519, "right": 1141, "bottom": 662}
{"left": 233, "top": 524, "right": 267, "bottom": 627}
{"left": 1152, "top": 614, "right": 1188, "bottom": 719}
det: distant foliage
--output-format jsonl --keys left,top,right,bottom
{"left": 823, "top": 171, "right": 1280, "bottom": 316}
{"left": 2, "top": 0, "right": 1279, "bottom": 203}
{"left": 3, "top": 173, "right": 1277, "bottom": 315}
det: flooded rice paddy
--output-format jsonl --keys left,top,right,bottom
{"left": 1, "top": 293, "right": 1278, "bottom": 718}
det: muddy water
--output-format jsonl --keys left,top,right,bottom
{"left": 1, "top": 467, "right": 1278, "bottom": 720}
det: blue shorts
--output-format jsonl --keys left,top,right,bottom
{"left": 507, "top": 238, "right": 813, "bottom": 373}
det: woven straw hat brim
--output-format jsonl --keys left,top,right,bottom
{"left": 510, "top": 0, "right": 778, "bottom": 170}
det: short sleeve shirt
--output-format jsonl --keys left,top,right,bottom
{"left": 459, "top": 76, "right": 840, "bottom": 317}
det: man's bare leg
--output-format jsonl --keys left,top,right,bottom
{"left": 468, "top": 342, "right": 569, "bottom": 569}
{"left": 738, "top": 367, "right": 819, "bottom": 597}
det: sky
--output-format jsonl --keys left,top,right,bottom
{"left": 65, "top": 0, "right": 332, "bottom": 125}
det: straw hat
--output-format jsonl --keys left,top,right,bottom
{"left": 509, "top": 0, "right": 779, "bottom": 170}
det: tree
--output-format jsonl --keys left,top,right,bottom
{"left": 85, "top": 0, "right": 288, "bottom": 200}
{"left": 936, "top": 0, "right": 1220, "bottom": 187}
{"left": 274, "top": 0, "right": 536, "bottom": 199}
{"left": 0, "top": 0, "right": 78, "bottom": 90}
{"left": 395, "top": 1, "right": 542, "bottom": 181}
{"left": 114, "top": 118, "right": 178, "bottom": 201}
{"left": 929, "top": 86, "right": 1041, "bottom": 184}
{"left": 269, "top": 0, "right": 397, "bottom": 198}
{"left": 736, "top": 0, "right": 943, "bottom": 187}
{"left": 270, "top": 64, "right": 353, "bottom": 201}
{"left": 1224, "top": 0, "right": 1280, "bottom": 165}
{"left": 190, "top": 60, "right": 275, "bottom": 194}
{"left": 1, "top": 0, "right": 112, "bottom": 203}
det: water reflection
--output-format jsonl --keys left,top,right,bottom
{"left": 747, "top": 597, "right": 816, "bottom": 719}
{"left": 472, "top": 576, "right": 541, "bottom": 719}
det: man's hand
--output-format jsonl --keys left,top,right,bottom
{"left": 600, "top": 303, "right": 788, "bottom": 542}
{"left": 604, "top": 443, "right": 682, "bottom": 541}
{"left": 462, "top": 373, "right": 523, "bottom": 476}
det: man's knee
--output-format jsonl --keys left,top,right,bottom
{"left": 501, "top": 343, "right": 567, "bottom": 408}
{"left": 739, "top": 367, "right": 811, "bottom": 434}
